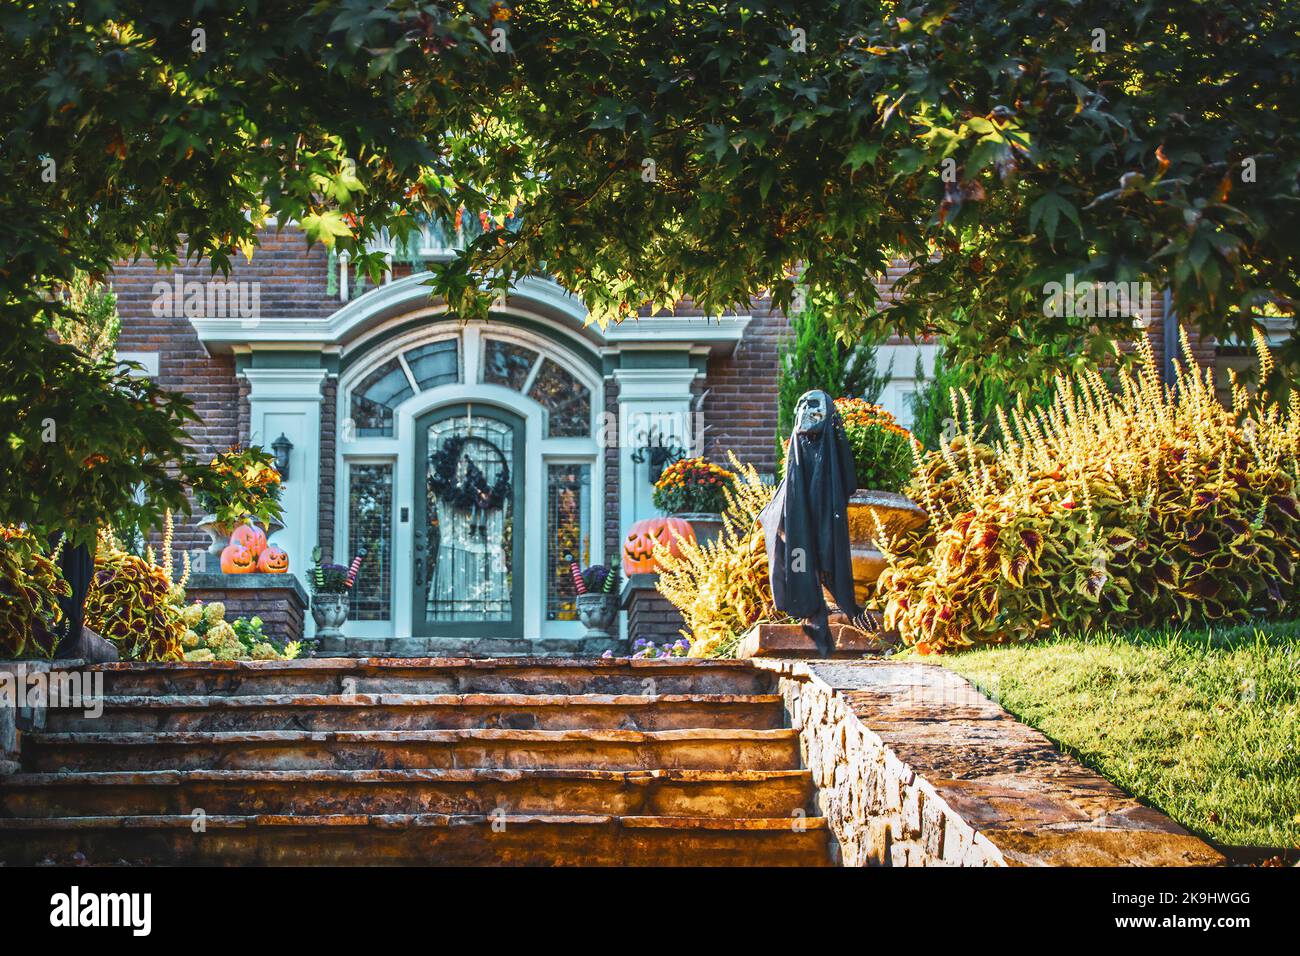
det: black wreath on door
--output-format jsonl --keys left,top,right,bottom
{"left": 427, "top": 434, "right": 512, "bottom": 512}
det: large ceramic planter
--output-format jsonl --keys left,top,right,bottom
{"left": 575, "top": 592, "right": 617, "bottom": 637}
{"left": 672, "top": 512, "right": 724, "bottom": 548}
{"left": 845, "top": 490, "right": 928, "bottom": 606}
{"left": 310, "top": 592, "right": 350, "bottom": 642}
{"left": 198, "top": 515, "right": 285, "bottom": 562}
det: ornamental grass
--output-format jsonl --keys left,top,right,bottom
{"left": 878, "top": 331, "right": 1300, "bottom": 653}
{"left": 654, "top": 453, "right": 780, "bottom": 658}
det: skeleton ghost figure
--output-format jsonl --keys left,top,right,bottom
{"left": 758, "top": 389, "right": 860, "bottom": 655}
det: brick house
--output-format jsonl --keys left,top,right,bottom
{"left": 112, "top": 222, "right": 1198, "bottom": 654}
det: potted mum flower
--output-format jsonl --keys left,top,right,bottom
{"left": 651, "top": 457, "right": 736, "bottom": 547}
{"left": 832, "top": 399, "right": 928, "bottom": 604}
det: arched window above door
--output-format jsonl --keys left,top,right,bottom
{"left": 481, "top": 336, "right": 591, "bottom": 437}
{"left": 350, "top": 338, "right": 460, "bottom": 437}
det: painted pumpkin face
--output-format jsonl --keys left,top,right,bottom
{"left": 257, "top": 545, "right": 289, "bottom": 574}
{"left": 622, "top": 516, "right": 696, "bottom": 575}
{"left": 220, "top": 543, "right": 256, "bottom": 574}
{"left": 229, "top": 524, "right": 267, "bottom": 558}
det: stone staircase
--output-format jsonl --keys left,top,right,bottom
{"left": 0, "top": 659, "right": 831, "bottom": 866}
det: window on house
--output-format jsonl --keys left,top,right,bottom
{"left": 483, "top": 339, "right": 538, "bottom": 390}
{"left": 529, "top": 358, "right": 591, "bottom": 437}
{"left": 546, "top": 462, "right": 591, "bottom": 621}
{"left": 404, "top": 339, "right": 459, "bottom": 390}
{"left": 351, "top": 359, "right": 413, "bottom": 437}
{"left": 347, "top": 463, "right": 393, "bottom": 621}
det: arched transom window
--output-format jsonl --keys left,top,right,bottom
{"left": 482, "top": 338, "right": 591, "bottom": 437}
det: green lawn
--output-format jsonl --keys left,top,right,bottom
{"left": 928, "top": 621, "right": 1300, "bottom": 849}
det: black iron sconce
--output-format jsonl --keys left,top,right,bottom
{"left": 271, "top": 433, "right": 294, "bottom": 480}
{"left": 630, "top": 426, "right": 686, "bottom": 482}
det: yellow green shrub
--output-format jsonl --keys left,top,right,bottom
{"left": 879, "top": 332, "right": 1300, "bottom": 652}
{"left": 654, "top": 454, "right": 781, "bottom": 658}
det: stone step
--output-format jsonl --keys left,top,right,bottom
{"left": 87, "top": 659, "right": 774, "bottom": 697}
{"left": 0, "top": 813, "right": 831, "bottom": 866}
{"left": 24, "top": 728, "right": 803, "bottom": 772}
{"left": 46, "top": 693, "right": 784, "bottom": 733}
{"left": 1, "top": 768, "right": 813, "bottom": 819}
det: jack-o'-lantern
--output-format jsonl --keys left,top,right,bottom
{"left": 220, "top": 543, "right": 256, "bottom": 574}
{"left": 257, "top": 545, "right": 289, "bottom": 574}
{"left": 622, "top": 515, "right": 696, "bottom": 575}
{"left": 228, "top": 523, "right": 267, "bottom": 558}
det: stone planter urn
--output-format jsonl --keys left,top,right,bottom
{"left": 845, "top": 490, "right": 928, "bottom": 606}
{"left": 672, "top": 512, "right": 724, "bottom": 548}
{"left": 310, "top": 591, "right": 350, "bottom": 644}
{"left": 575, "top": 592, "right": 617, "bottom": 637}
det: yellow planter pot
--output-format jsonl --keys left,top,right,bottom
{"left": 845, "top": 490, "right": 927, "bottom": 606}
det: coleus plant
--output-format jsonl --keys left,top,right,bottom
{"left": 877, "top": 332, "right": 1300, "bottom": 653}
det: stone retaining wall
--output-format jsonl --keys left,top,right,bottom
{"left": 757, "top": 659, "right": 1224, "bottom": 867}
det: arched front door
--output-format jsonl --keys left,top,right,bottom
{"left": 412, "top": 403, "right": 526, "bottom": 638}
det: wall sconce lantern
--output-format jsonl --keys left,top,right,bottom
{"left": 630, "top": 426, "right": 686, "bottom": 483}
{"left": 271, "top": 433, "right": 293, "bottom": 480}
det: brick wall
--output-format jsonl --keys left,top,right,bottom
{"left": 183, "top": 574, "right": 308, "bottom": 644}
{"left": 622, "top": 582, "right": 686, "bottom": 649}
{"left": 702, "top": 299, "right": 787, "bottom": 477}
{"left": 112, "top": 228, "right": 336, "bottom": 553}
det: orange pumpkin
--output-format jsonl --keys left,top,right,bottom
{"left": 229, "top": 523, "right": 267, "bottom": 558}
{"left": 220, "top": 543, "right": 256, "bottom": 574}
{"left": 622, "top": 516, "right": 696, "bottom": 575}
{"left": 257, "top": 545, "right": 289, "bottom": 574}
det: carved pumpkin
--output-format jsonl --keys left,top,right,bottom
{"left": 220, "top": 543, "right": 256, "bottom": 574}
{"left": 229, "top": 524, "right": 267, "bottom": 558}
{"left": 257, "top": 545, "right": 289, "bottom": 574}
{"left": 622, "top": 516, "right": 696, "bottom": 576}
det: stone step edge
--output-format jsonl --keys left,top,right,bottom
{"left": 86, "top": 658, "right": 760, "bottom": 673}
{"left": 25, "top": 727, "right": 799, "bottom": 746}
{"left": 3, "top": 768, "right": 810, "bottom": 787}
{"left": 57, "top": 693, "right": 782, "bottom": 709}
{"left": 0, "top": 813, "right": 827, "bottom": 832}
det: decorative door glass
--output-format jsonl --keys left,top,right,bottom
{"left": 413, "top": 405, "right": 524, "bottom": 636}
{"left": 546, "top": 463, "right": 591, "bottom": 621}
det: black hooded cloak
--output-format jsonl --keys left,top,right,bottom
{"left": 758, "top": 390, "right": 860, "bottom": 655}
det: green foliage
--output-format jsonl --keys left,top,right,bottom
{"left": 880, "top": 334, "right": 1300, "bottom": 652}
{"left": 941, "top": 621, "right": 1300, "bottom": 848}
{"left": 194, "top": 446, "right": 285, "bottom": 528}
{"left": 51, "top": 271, "right": 121, "bottom": 363}
{"left": 4, "top": 2, "right": 1298, "bottom": 389}
{"left": 776, "top": 295, "right": 890, "bottom": 446}
{"left": 908, "top": 344, "right": 1056, "bottom": 451}
{"left": 180, "top": 601, "right": 300, "bottom": 661}
{"left": 0, "top": 315, "right": 209, "bottom": 547}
